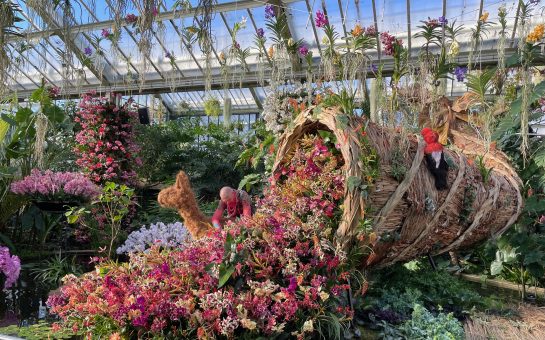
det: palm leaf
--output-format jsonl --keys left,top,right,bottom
{"left": 466, "top": 67, "right": 496, "bottom": 102}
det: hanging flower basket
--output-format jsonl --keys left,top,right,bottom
{"left": 272, "top": 106, "right": 523, "bottom": 267}
{"left": 203, "top": 97, "right": 221, "bottom": 117}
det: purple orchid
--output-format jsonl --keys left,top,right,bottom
{"left": 454, "top": 66, "right": 467, "bottom": 82}
{"left": 265, "top": 4, "right": 275, "bottom": 19}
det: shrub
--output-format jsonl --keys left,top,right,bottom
{"left": 381, "top": 304, "right": 464, "bottom": 340}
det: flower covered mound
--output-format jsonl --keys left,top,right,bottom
{"left": 74, "top": 93, "right": 141, "bottom": 185}
{"left": 116, "top": 222, "right": 191, "bottom": 254}
{"left": 0, "top": 246, "right": 21, "bottom": 289}
{"left": 48, "top": 135, "right": 356, "bottom": 338}
{"left": 10, "top": 169, "right": 100, "bottom": 201}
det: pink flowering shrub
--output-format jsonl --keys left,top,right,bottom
{"left": 11, "top": 169, "right": 99, "bottom": 201}
{"left": 48, "top": 135, "right": 362, "bottom": 338}
{"left": 74, "top": 93, "right": 141, "bottom": 185}
{"left": 0, "top": 246, "right": 21, "bottom": 289}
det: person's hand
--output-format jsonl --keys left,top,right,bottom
{"left": 213, "top": 222, "right": 221, "bottom": 228}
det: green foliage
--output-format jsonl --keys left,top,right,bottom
{"left": 367, "top": 262, "right": 485, "bottom": 318}
{"left": 476, "top": 155, "right": 493, "bottom": 184}
{"left": 135, "top": 118, "right": 249, "bottom": 200}
{"left": 66, "top": 182, "right": 135, "bottom": 258}
{"left": 203, "top": 97, "right": 221, "bottom": 117}
{"left": 29, "top": 252, "right": 83, "bottom": 288}
{"left": 0, "top": 86, "right": 71, "bottom": 239}
{"left": 322, "top": 89, "right": 357, "bottom": 115}
{"left": 0, "top": 321, "right": 77, "bottom": 339}
{"left": 466, "top": 67, "right": 496, "bottom": 105}
{"left": 390, "top": 147, "right": 407, "bottom": 182}
{"left": 381, "top": 304, "right": 464, "bottom": 340}
{"left": 490, "top": 225, "right": 545, "bottom": 283}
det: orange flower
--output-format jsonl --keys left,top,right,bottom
{"left": 351, "top": 23, "right": 364, "bottom": 37}
{"left": 479, "top": 11, "right": 489, "bottom": 22}
{"left": 527, "top": 24, "right": 545, "bottom": 43}
{"left": 267, "top": 46, "right": 274, "bottom": 58}
{"left": 109, "top": 333, "right": 121, "bottom": 340}
{"left": 314, "top": 93, "right": 323, "bottom": 104}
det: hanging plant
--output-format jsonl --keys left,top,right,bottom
{"left": 0, "top": 0, "right": 23, "bottom": 96}
{"left": 254, "top": 27, "right": 268, "bottom": 87}
{"left": 177, "top": 100, "right": 190, "bottom": 114}
{"left": 194, "top": 0, "right": 214, "bottom": 92}
{"left": 314, "top": 10, "right": 340, "bottom": 81}
{"left": 204, "top": 97, "right": 221, "bottom": 117}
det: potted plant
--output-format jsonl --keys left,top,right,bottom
{"left": 10, "top": 169, "right": 100, "bottom": 212}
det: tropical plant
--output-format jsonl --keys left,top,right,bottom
{"left": 30, "top": 252, "right": 83, "bottom": 288}
{"left": 66, "top": 182, "right": 135, "bottom": 258}
{"left": 381, "top": 304, "right": 465, "bottom": 340}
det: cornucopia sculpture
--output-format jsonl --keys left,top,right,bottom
{"left": 159, "top": 105, "right": 523, "bottom": 268}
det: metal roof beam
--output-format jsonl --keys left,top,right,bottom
{"left": 13, "top": 46, "right": 523, "bottom": 99}
{"left": 9, "top": 0, "right": 300, "bottom": 43}
{"left": 25, "top": 1, "right": 113, "bottom": 86}
{"left": 249, "top": 87, "right": 263, "bottom": 110}
{"left": 304, "top": 0, "right": 322, "bottom": 55}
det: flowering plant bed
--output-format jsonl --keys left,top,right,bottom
{"left": 10, "top": 169, "right": 100, "bottom": 205}
{"left": 48, "top": 134, "right": 362, "bottom": 338}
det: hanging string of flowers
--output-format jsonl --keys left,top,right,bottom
{"left": 73, "top": 93, "right": 141, "bottom": 185}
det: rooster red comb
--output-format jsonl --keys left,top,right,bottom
{"left": 421, "top": 127, "right": 433, "bottom": 138}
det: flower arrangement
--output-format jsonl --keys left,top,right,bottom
{"left": 203, "top": 97, "right": 221, "bottom": 117}
{"left": 10, "top": 169, "right": 100, "bottom": 202}
{"left": 0, "top": 246, "right": 20, "bottom": 289}
{"left": 73, "top": 93, "right": 141, "bottom": 185}
{"left": 48, "top": 135, "right": 360, "bottom": 338}
{"left": 116, "top": 222, "right": 190, "bottom": 254}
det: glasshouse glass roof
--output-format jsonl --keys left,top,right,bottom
{"left": 3, "top": 0, "right": 541, "bottom": 115}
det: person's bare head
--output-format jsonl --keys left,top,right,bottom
{"left": 219, "top": 187, "right": 236, "bottom": 202}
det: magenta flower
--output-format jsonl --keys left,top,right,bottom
{"left": 299, "top": 45, "right": 309, "bottom": 56}
{"left": 125, "top": 13, "right": 137, "bottom": 24}
{"left": 365, "top": 25, "right": 377, "bottom": 36}
{"left": 11, "top": 169, "right": 100, "bottom": 200}
{"left": 101, "top": 29, "right": 110, "bottom": 38}
{"left": 315, "top": 10, "right": 328, "bottom": 28}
